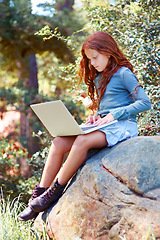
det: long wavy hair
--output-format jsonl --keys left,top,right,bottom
{"left": 79, "top": 31, "right": 133, "bottom": 110}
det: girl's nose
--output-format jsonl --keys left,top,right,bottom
{"left": 91, "top": 59, "right": 95, "bottom": 66}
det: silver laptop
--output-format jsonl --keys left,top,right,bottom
{"left": 30, "top": 100, "right": 117, "bottom": 137}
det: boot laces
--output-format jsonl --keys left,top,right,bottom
{"left": 43, "top": 182, "right": 61, "bottom": 201}
{"left": 31, "top": 186, "right": 39, "bottom": 200}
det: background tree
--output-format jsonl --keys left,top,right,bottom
{"left": 0, "top": 0, "right": 86, "bottom": 200}
{"left": 0, "top": 0, "right": 84, "bottom": 153}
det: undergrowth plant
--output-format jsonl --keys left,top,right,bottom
{"left": 0, "top": 193, "right": 50, "bottom": 240}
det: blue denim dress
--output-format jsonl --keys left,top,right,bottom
{"left": 94, "top": 67, "right": 151, "bottom": 146}
{"left": 99, "top": 120, "right": 138, "bottom": 147}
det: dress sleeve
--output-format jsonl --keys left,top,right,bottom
{"left": 109, "top": 69, "right": 151, "bottom": 121}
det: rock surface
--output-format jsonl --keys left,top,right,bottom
{"left": 34, "top": 136, "right": 160, "bottom": 240}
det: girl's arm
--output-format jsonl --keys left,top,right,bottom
{"left": 109, "top": 69, "right": 151, "bottom": 121}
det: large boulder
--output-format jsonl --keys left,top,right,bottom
{"left": 34, "top": 136, "right": 160, "bottom": 240}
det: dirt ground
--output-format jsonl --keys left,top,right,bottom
{"left": 0, "top": 110, "right": 20, "bottom": 137}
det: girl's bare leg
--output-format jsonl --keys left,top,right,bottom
{"left": 28, "top": 131, "right": 108, "bottom": 215}
{"left": 19, "top": 132, "right": 107, "bottom": 220}
{"left": 58, "top": 131, "right": 108, "bottom": 186}
{"left": 39, "top": 136, "right": 76, "bottom": 188}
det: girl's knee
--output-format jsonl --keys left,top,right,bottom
{"left": 74, "top": 135, "right": 89, "bottom": 149}
{"left": 52, "top": 136, "right": 74, "bottom": 153}
{"left": 52, "top": 137, "right": 66, "bottom": 151}
{"left": 53, "top": 136, "right": 67, "bottom": 145}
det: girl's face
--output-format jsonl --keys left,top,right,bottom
{"left": 84, "top": 48, "right": 110, "bottom": 72}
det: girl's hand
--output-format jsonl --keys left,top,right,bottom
{"left": 85, "top": 115, "right": 100, "bottom": 124}
{"left": 94, "top": 113, "right": 114, "bottom": 126}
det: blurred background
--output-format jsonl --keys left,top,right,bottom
{"left": 0, "top": 0, "right": 159, "bottom": 202}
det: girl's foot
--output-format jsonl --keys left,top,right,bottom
{"left": 30, "top": 178, "right": 66, "bottom": 212}
{"left": 19, "top": 205, "right": 38, "bottom": 221}
{"left": 19, "top": 185, "right": 48, "bottom": 221}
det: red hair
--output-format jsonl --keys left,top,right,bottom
{"left": 79, "top": 31, "right": 133, "bottom": 110}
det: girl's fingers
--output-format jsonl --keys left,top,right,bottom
{"left": 85, "top": 115, "right": 101, "bottom": 124}
{"left": 94, "top": 113, "right": 114, "bottom": 125}
{"left": 86, "top": 116, "right": 93, "bottom": 124}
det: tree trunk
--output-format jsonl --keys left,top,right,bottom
{"left": 17, "top": 54, "right": 39, "bottom": 154}
{"left": 28, "top": 54, "right": 39, "bottom": 90}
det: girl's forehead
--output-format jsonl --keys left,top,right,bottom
{"left": 84, "top": 48, "right": 99, "bottom": 58}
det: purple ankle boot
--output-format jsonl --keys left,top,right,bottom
{"left": 19, "top": 185, "right": 47, "bottom": 221}
{"left": 30, "top": 178, "right": 66, "bottom": 213}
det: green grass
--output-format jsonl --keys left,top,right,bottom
{"left": 0, "top": 193, "right": 50, "bottom": 240}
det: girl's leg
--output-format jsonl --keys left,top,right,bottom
{"left": 30, "top": 131, "right": 108, "bottom": 213}
{"left": 19, "top": 136, "right": 76, "bottom": 221}
{"left": 39, "top": 136, "right": 76, "bottom": 188}
{"left": 58, "top": 131, "right": 108, "bottom": 186}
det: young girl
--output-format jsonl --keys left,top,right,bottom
{"left": 19, "top": 31, "right": 151, "bottom": 221}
